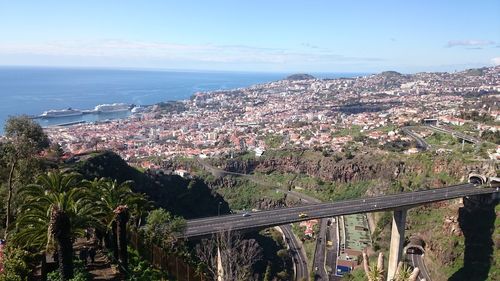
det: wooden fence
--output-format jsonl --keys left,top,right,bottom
{"left": 128, "top": 230, "right": 206, "bottom": 281}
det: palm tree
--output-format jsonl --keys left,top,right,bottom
{"left": 14, "top": 171, "right": 98, "bottom": 280}
{"left": 86, "top": 178, "right": 150, "bottom": 268}
{"left": 114, "top": 205, "right": 129, "bottom": 269}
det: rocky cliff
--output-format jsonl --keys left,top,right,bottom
{"left": 212, "top": 150, "right": 497, "bottom": 188}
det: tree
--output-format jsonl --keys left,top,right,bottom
{"left": 142, "top": 208, "right": 185, "bottom": 249}
{"left": 86, "top": 178, "right": 151, "bottom": 262}
{"left": 14, "top": 171, "right": 97, "bottom": 280}
{"left": 2, "top": 116, "right": 49, "bottom": 238}
{"left": 196, "top": 230, "right": 262, "bottom": 281}
{"left": 113, "top": 205, "right": 129, "bottom": 269}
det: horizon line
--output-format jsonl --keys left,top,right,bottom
{"left": 2, "top": 63, "right": 491, "bottom": 75}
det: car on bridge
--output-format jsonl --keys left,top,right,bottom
{"left": 298, "top": 213, "right": 308, "bottom": 218}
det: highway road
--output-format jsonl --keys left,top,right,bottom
{"left": 197, "top": 158, "right": 312, "bottom": 280}
{"left": 409, "top": 253, "right": 432, "bottom": 281}
{"left": 181, "top": 183, "right": 497, "bottom": 238}
{"left": 402, "top": 126, "right": 431, "bottom": 151}
{"left": 312, "top": 219, "right": 328, "bottom": 280}
{"left": 325, "top": 219, "right": 340, "bottom": 281}
{"left": 427, "top": 125, "right": 480, "bottom": 144}
{"left": 281, "top": 225, "right": 308, "bottom": 280}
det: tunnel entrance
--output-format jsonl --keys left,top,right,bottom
{"left": 404, "top": 235, "right": 426, "bottom": 255}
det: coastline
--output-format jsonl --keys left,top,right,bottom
{"left": 0, "top": 67, "right": 368, "bottom": 134}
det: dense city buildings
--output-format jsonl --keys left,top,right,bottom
{"left": 45, "top": 67, "right": 500, "bottom": 168}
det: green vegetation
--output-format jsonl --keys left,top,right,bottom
{"left": 331, "top": 125, "right": 363, "bottom": 138}
{"left": 341, "top": 268, "right": 366, "bottom": 281}
{"left": 1, "top": 116, "right": 50, "bottom": 238}
{"left": 127, "top": 248, "right": 170, "bottom": 281}
{"left": 141, "top": 208, "right": 185, "bottom": 249}
{"left": 0, "top": 246, "right": 31, "bottom": 281}
{"left": 0, "top": 117, "right": 216, "bottom": 280}
{"left": 300, "top": 180, "right": 373, "bottom": 201}
{"left": 255, "top": 228, "right": 293, "bottom": 280}
{"left": 265, "top": 133, "right": 285, "bottom": 149}
{"left": 490, "top": 204, "right": 500, "bottom": 281}
{"left": 215, "top": 177, "right": 285, "bottom": 210}
{"left": 290, "top": 222, "right": 319, "bottom": 273}
{"left": 481, "top": 130, "right": 500, "bottom": 144}
{"left": 459, "top": 110, "right": 495, "bottom": 124}
{"left": 47, "top": 259, "right": 91, "bottom": 281}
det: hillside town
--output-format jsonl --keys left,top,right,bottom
{"left": 44, "top": 66, "right": 500, "bottom": 168}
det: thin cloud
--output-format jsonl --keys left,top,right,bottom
{"left": 446, "top": 40, "right": 495, "bottom": 48}
{"left": 0, "top": 39, "right": 383, "bottom": 65}
{"left": 492, "top": 57, "right": 500, "bottom": 66}
{"left": 301, "top": 43, "right": 320, "bottom": 49}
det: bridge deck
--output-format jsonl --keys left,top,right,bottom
{"left": 181, "top": 184, "right": 497, "bottom": 238}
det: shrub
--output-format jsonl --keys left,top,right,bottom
{"left": 47, "top": 259, "right": 90, "bottom": 281}
{"left": 0, "top": 247, "right": 30, "bottom": 281}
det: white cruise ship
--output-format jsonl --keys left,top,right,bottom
{"left": 41, "top": 108, "right": 83, "bottom": 118}
{"left": 94, "top": 103, "right": 130, "bottom": 113}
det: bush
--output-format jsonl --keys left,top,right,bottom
{"left": 127, "top": 248, "right": 169, "bottom": 281}
{"left": 0, "top": 247, "right": 30, "bottom": 281}
{"left": 47, "top": 259, "right": 90, "bottom": 281}
{"left": 142, "top": 208, "right": 186, "bottom": 248}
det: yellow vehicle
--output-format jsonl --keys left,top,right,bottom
{"left": 298, "top": 213, "right": 308, "bottom": 218}
{"left": 327, "top": 240, "right": 333, "bottom": 246}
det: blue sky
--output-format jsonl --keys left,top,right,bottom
{"left": 0, "top": 0, "right": 499, "bottom": 73}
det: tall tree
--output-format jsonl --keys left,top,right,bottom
{"left": 1, "top": 115, "right": 49, "bottom": 238}
{"left": 14, "top": 171, "right": 97, "bottom": 280}
{"left": 86, "top": 178, "right": 150, "bottom": 263}
{"left": 114, "top": 205, "right": 129, "bottom": 269}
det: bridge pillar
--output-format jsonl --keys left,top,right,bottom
{"left": 217, "top": 246, "right": 224, "bottom": 281}
{"left": 387, "top": 208, "right": 407, "bottom": 281}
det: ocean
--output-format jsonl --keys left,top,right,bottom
{"left": 0, "top": 66, "right": 366, "bottom": 134}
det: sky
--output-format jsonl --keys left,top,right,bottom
{"left": 0, "top": 0, "right": 499, "bottom": 73}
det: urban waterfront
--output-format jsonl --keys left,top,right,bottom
{"left": 0, "top": 66, "right": 365, "bottom": 133}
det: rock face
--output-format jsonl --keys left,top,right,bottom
{"left": 213, "top": 151, "right": 497, "bottom": 189}
{"left": 443, "top": 215, "right": 462, "bottom": 236}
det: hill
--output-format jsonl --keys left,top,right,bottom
{"left": 379, "top": 70, "right": 404, "bottom": 77}
{"left": 67, "top": 150, "right": 229, "bottom": 219}
{"left": 285, "top": 73, "right": 315, "bottom": 80}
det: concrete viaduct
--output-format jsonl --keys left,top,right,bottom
{"left": 181, "top": 179, "right": 499, "bottom": 281}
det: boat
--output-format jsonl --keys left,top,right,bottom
{"left": 41, "top": 108, "right": 83, "bottom": 118}
{"left": 131, "top": 106, "right": 146, "bottom": 113}
{"left": 94, "top": 103, "right": 131, "bottom": 113}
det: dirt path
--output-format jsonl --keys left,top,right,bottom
{"left": 74, "top": 238, "right": 123, "bottom": 280}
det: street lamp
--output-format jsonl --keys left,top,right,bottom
{"left": 218, "top": 202, "right": 222, "bottom": 216}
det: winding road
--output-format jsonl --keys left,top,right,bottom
{"left": 401, "top": 126, "right": 431, "bottom": 151}
{"left": 281, "top": 225, "right": 308, "bottom": 280}
{"left": 409, "top": 253, "right": 432, "bottom": 281}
